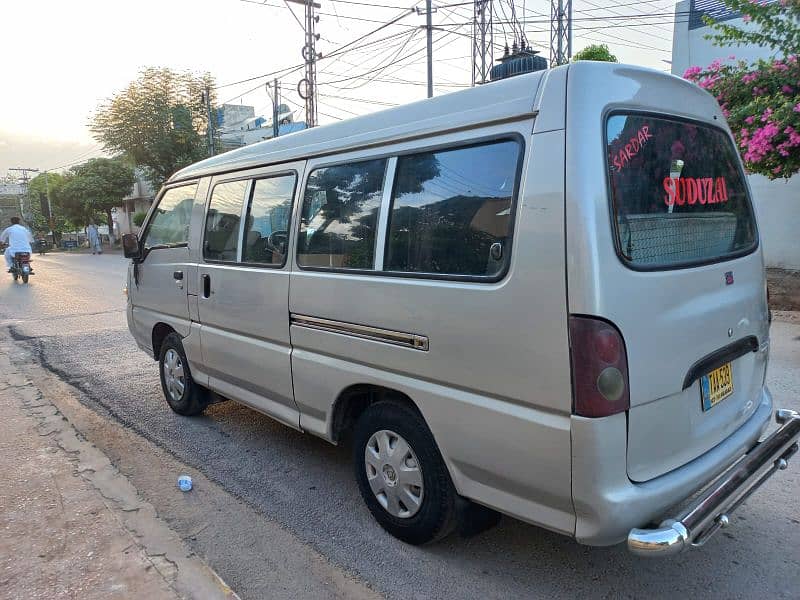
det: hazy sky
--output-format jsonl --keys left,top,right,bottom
{"left": 0, "top": 0, "right": 676, "bottom": 177}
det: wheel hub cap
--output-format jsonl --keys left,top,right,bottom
{"left": 162, "top": 349, "right": 186, "bottom": 402}
{"left": 365, "top": 429, "right": 423, "bottom": 518}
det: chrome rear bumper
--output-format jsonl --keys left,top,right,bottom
{"left": 627, "top": 409, "right": 800, "bottom": 557}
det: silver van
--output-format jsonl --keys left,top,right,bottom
{"left": 124, "top": 62, "right": 799, "bottom": 555}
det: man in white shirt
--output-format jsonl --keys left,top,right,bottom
{"left": 0, "top": 217, "right": 34, "bottom": 272}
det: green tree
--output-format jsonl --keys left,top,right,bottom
{"left": 572, "top": 44, "right": 618, "bottom": 63}
{"left": 59, "top": 158, "right": 136, "bottom": 242}
{"left": 27, "top": 172, "right": 69, "bottom": 243}
{"left": 704, "top": 0, "right": 799, "bottom": 56}
{"left": 132, "top": 211, "right": 147, "bottom": 227}
{"left": 91, "top": 67, "right": 217, "bottom": 190}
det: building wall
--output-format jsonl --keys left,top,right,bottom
{"left": 671, "top": 0, "right": 798, "bottom": 269}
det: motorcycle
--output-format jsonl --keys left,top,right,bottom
{"left": 10, "top": 252, "right": 33, "bottom": 284}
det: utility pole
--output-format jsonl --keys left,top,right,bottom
{"left": 290, "top": 0, "right": 321, "bottom": 128}
{"left": 416, "top": 0, "right": 437, "bottom": 98}
{"left": 267, "top": 78, "right": 280, "bottom": 138}
{"left": 201, "top": 86, "right": 215, "bottom": 155}
{"left": 8, "top": 167, "right": 39, "bottom": 219}
{"left": 472, "top": 0, "right": 493, "bottom": 86}
{"left": 44, "top": 171, "right": 55, "bottom": 240}
{"left": 550, "top": 0, "right": 572, "bottom": 67}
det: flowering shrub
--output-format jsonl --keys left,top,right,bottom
{"left": 682, "top": 0, "right": 800, "bottom": 179}
{"left": 684, "top": 56, "right": 800, "bottom": 179}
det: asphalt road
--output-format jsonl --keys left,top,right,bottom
{"left": 1, "top": 252, "right": 798, "bottom": 599}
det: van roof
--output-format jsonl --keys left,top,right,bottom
{"left": 169, "top": 62, "right": 679, "bottom": 183}
{"left": 170, "top": 66, "right": 555, "bottom": 183}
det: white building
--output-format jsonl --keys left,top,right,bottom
{"left": 217, "top": 103, "right": 306, "bottom": 151}
{"left": 671, "top": 0, "right": 799, "bottom": 269}
{"left": 115, "top": 170, "right": 156, "bottom": 236}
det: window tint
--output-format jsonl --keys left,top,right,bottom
{"left": 242, "top": 174, "right": 296, "bottom": 265}
{"left": 385, "top": 140, "right": 520, "bottom": 277}
{"left": 297, "top": 158, "right": 386, "bottom": 270}
{"left": 607, "top": 114, "right": 757, "bottom": 268}
{"left": 204, "top": 180, "right": 247, "bottom": 261}
{"left": 144, "top": 184, "right": 196, "bottom": 248}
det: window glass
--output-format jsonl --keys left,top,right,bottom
{"left": 385, "top": 140, "right": 520, "bottom": 277}
{"left": 607, "top": 114, "right": 757, "bottom": 268}
{"left": 143, "top": 184, "right": 196, "bottom": 248}
{"left": 297, "top": 158, "right": 386, "bottom": 269}
{"left": 242, "top": 174, "right": 296, "bottom": 265}
{"left": 203, "top": 180, "right": 247, "bottom": 261}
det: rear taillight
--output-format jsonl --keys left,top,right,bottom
{"left": 569, "top": 316, "right": 630, "bottom": 418}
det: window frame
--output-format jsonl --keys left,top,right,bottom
{"left": 239, "top": 171, "right": 299, "bottom": 269}
{"left": 140, "top": 181, "right": 199, "bottom": 255}
{"left": 295, "top": 156, "right": 391, "bottom": 273}
{"left": 603, "top": 109, "right": 760, "bottom": 272}
{"left": 201, "top": 178, "right": 251, "bottom": 264}
{"left": 294, "top": 132, "right": 526, "bottom": 283}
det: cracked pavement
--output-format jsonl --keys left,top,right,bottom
{"left": 0, "top": 338, "right": 236, "bottom": 599}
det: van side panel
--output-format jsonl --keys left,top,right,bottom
{"left": 289, "top": 121, "right": 575, "bottom": 532}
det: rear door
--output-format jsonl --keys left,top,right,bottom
{"left": 196, "top": 164, "right": 303, "bottom": 428}
{"left": 565, "top": 64, "right": 770, "bottom": 482}
{"left": 606, "top": 113, "right": 767, "bottom": 481}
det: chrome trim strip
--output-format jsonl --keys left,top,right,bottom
{"left": 628, "top": 409, "right": 800, "bottom": 556}
{"left": 290, "top": 313, "right": 429, "bottom": 351}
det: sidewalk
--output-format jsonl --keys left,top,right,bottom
{"left": 0, "top": 344, "right": 237, "bottom": 599}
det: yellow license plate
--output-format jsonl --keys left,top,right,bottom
{"left": 701, "top": 362, "right": 734, "bottom": 411}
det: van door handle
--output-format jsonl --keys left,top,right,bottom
{"left": 173, "top": 270, "right": 184, "bottom": 289}
{"left": 201, "top": 274, "right": 211, "bottom": 298}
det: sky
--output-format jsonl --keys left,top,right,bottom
{"left": 0, "top": 0, "right": 677, "bottom": 178}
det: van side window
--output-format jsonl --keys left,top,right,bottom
{"left": 297, "top": 158, "right": 386, "bottom": 270}
{"left": 242, "top": 174, "right": 296, "bottom": 266}
{"left": 143, "top": 184, "right": 197, "bottom": 249}
{"left": 204, "top": 180, "right": 248, "bottom": 262}
{"left": 385, "top": 140, "right": 520, "bottom": 278}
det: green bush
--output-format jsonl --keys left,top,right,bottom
{"left": 133, "top": 211, "right": 147, "bottom": 227}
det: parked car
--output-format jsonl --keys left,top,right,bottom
{"left": 122, "top": 62, "right": 799, "bottom": 555}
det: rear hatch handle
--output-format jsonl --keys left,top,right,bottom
{"left": 682, "top": 336, "right": 759, "bottom": 390}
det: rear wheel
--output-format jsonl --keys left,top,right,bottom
{"left": 158, "top": 332, "right": 209, "bottom": 416}
{"left": 353, "top": 401, "right": 457, "bottom": 545}
{"left": 21, "top": 273, "right": 28, "bottom": 284}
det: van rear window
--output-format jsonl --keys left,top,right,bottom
{"left": 606, "top": 114, "right": 757, "bottom": 269}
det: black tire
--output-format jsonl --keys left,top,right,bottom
{"left": 353, "top": 400, "right": 457, "bottom": 545}
{"left": 158, "top": 332, "right": 209, "bottom": 416}
{"left": 21, "top": 273, "right": 28, "bottom": 284}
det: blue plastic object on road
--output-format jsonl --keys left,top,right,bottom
{"left": 177, "top": 475, "right": 193, "bottom": 492}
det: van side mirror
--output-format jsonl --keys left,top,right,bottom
{"left": 122, "top": 233, "right": 141, "bottom": 260}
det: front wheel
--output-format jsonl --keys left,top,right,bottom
{"left": 158, "top": 333, "right": 209, "bottom": 416}
{"left": 353, "top": 401, "right": 457, "bottom": 545}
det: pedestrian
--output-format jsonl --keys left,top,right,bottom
{"left": 87, "top": 222, "right": 102, "bottom": 255}
{"left": 0, "top": 216, "right": 34, "bottom": 272}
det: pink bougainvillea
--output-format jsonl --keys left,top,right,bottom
{"left": 684, "top": 56, "right": 800, "bottom": 179}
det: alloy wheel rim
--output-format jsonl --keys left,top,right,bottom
{"left": 365, "top": 429, "right": 424, "bottom": 518}
{"left": 163, "top": 349, "right": 186, "bottom": 402}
